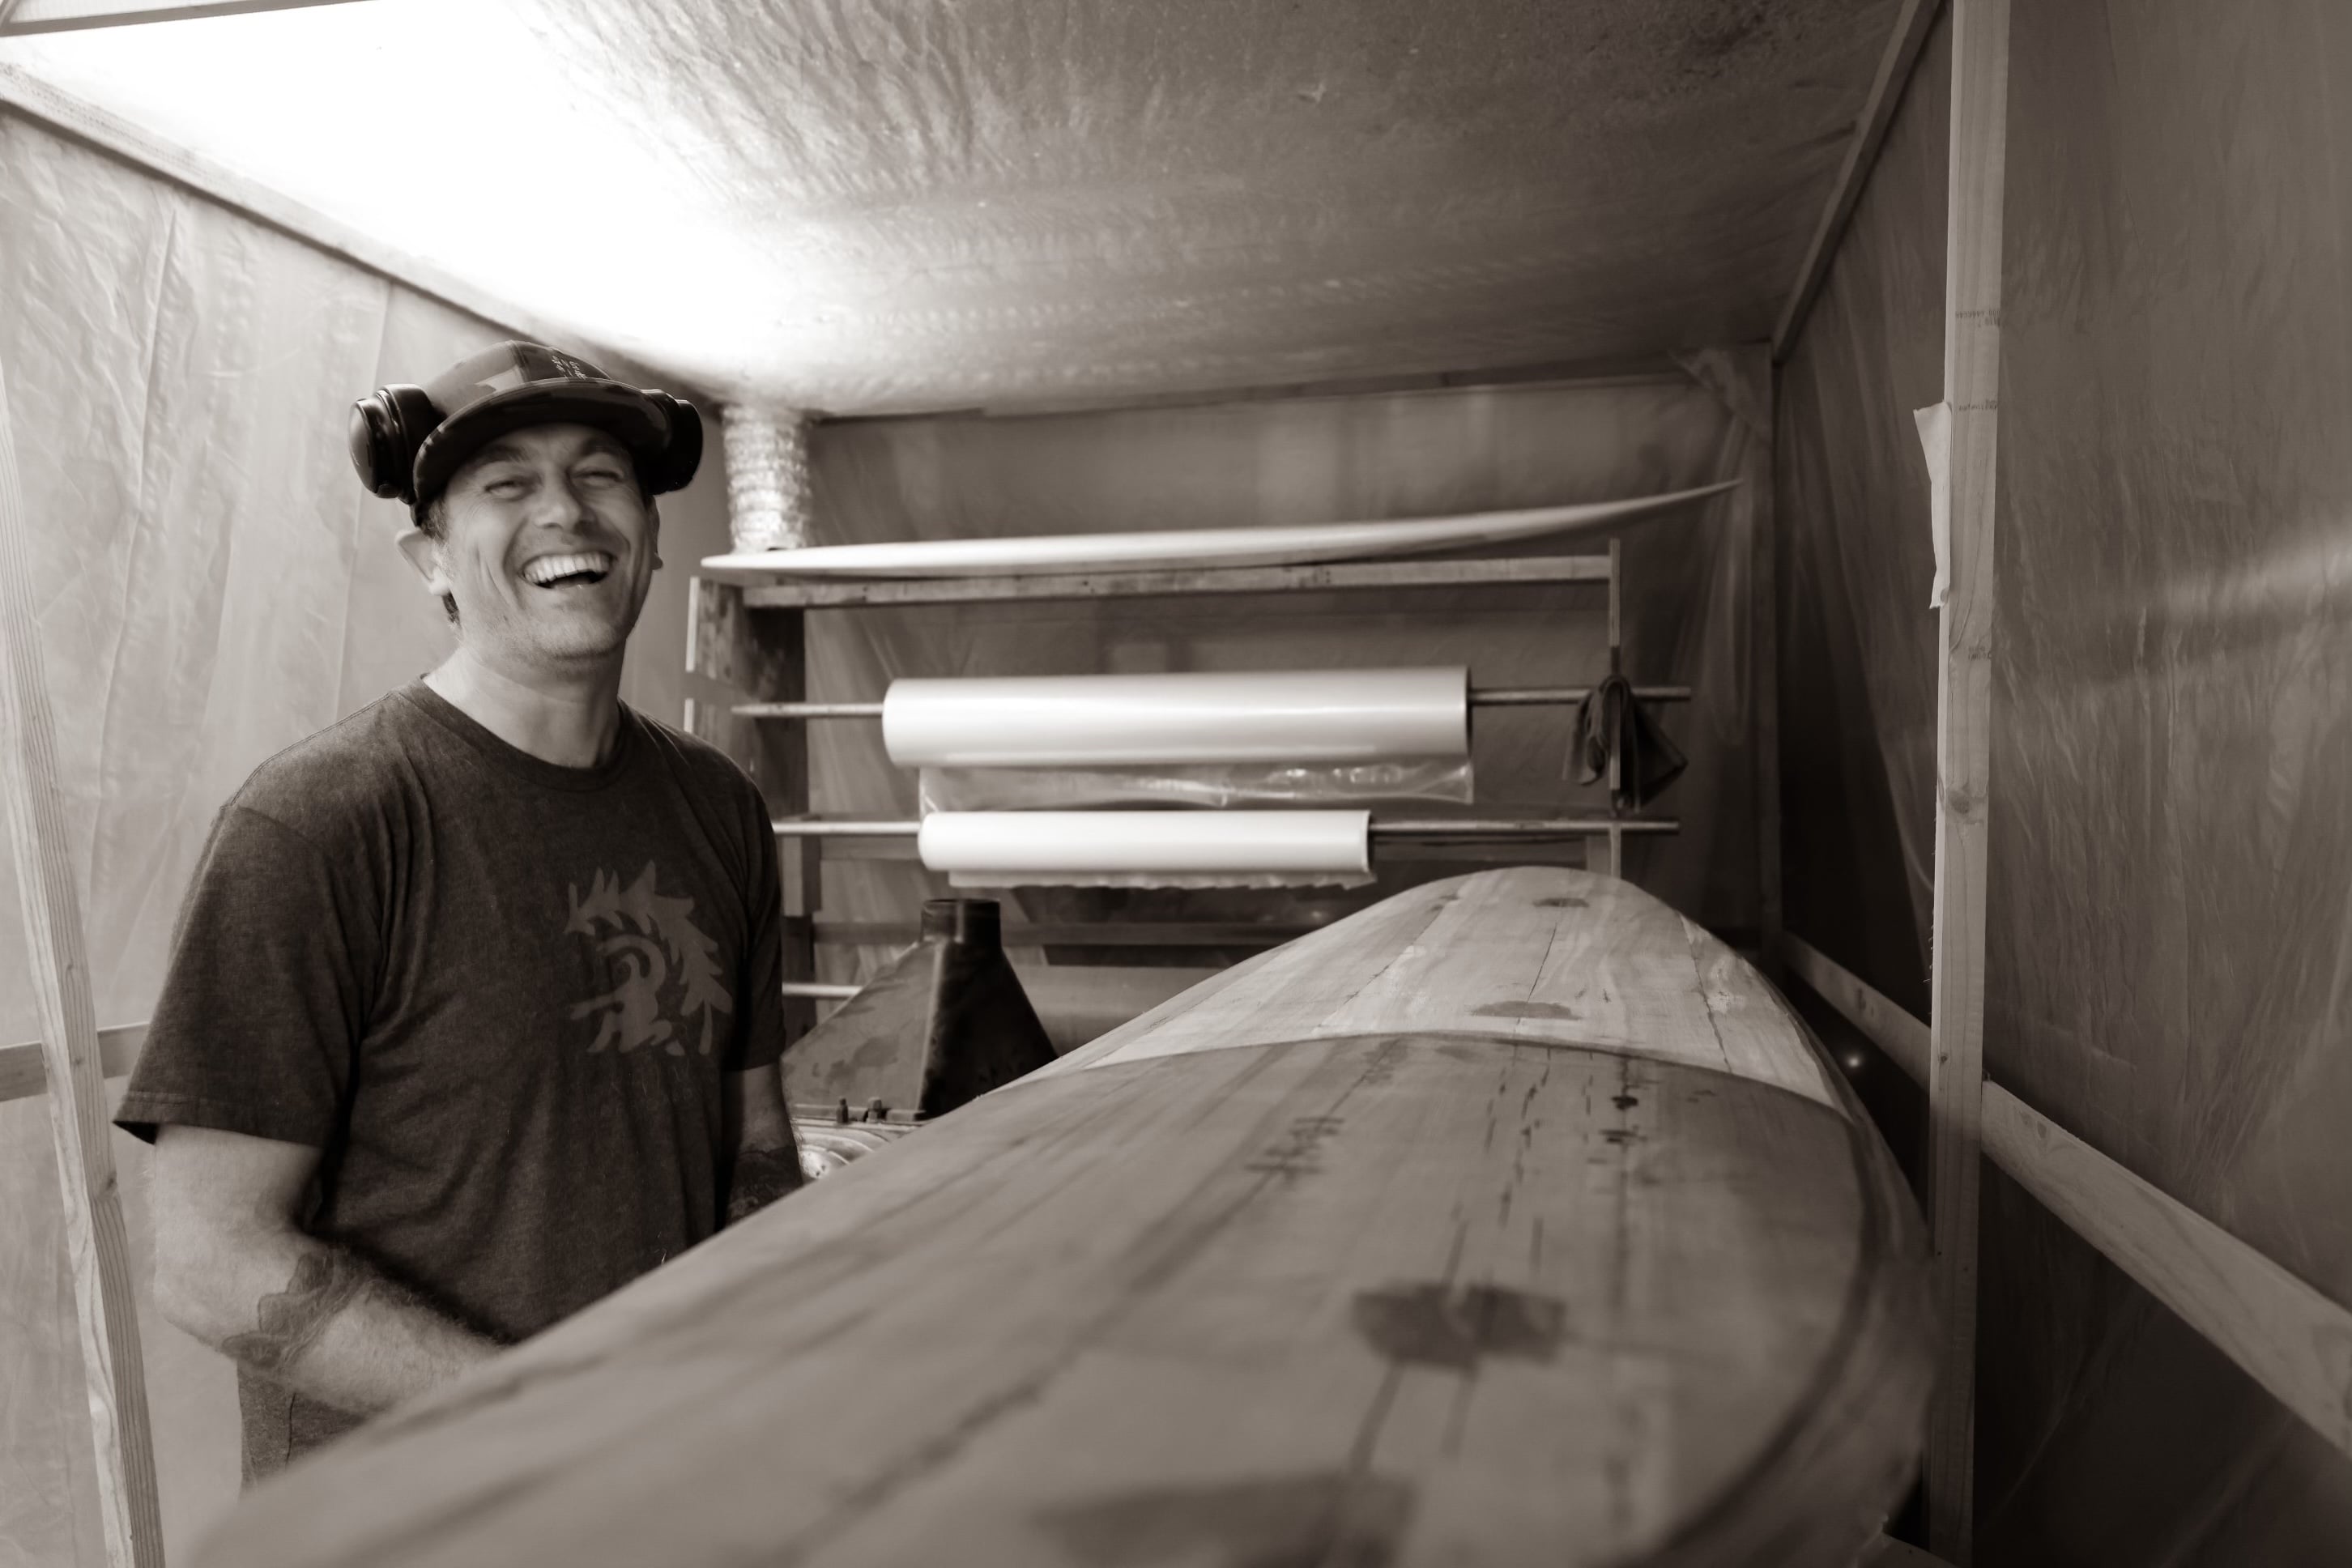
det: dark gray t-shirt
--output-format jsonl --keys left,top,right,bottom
{"left": 117, "top": 681, "right": 785, "bottom": 1479}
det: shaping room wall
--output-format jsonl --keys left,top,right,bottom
{"left": 0, "top": 113, "right": 732, "bottom": 1565}
{"left": 1777, "top": 1, "right": 2352, "bottom": 1560}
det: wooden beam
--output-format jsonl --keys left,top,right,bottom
{"left": 1772, "top": 0, "right": 1945, "bottom": 360}
{"left": 731, "top": 552, "right": 1611, "bottom": 610}
{"left": 1785, "top": 934, "right": 2352, "bottom": 1466}
{"left": 1784, "top": 935, "right": 1930, "bottom": 1083}
{"left": 1857, "top": 1536, "right": 1953, "bottom": 1567}
{"left": 0, "top": 64, "right": 639, "bottom": 378}
{"left": 1981, "top": 1089, "right": 2352, "bottom": 1460}
{"left": 1748, "top": 347, "right": 1783, "bottom": 973}
{"left": 0, "top": 352, "right": 164, "bottom": 1565}
{"left": 1922, "top": 2, "right": 2009, "bottom": 1556}
{"left": 0, "top": 1021, "right": 145, "bottom": 1105}
{"left": 0, "top": 0, "right": 370, "bottom": 35}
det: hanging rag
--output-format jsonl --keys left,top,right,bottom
{"left": 1572, "top": 675, "right": 1687, "bottom": 812}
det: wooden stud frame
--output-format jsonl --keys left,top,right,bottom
{"left": 1770, "top": 0, "right": 2352, "bottom": 1551}
{"left": 1921, "top": 1, "right": 2009, "bottom": 1557}
{"left": 1785, "top": 935, "right": 2352, "bottom": 1466}
{"left": 688, "top": 580, "right": 820, "bottom": 1046}
{"left": 0, "top": 0, "right": 373, "bottom": 36}
{"left": 1773, "top": 0, "right": 1947, "bottom": 361}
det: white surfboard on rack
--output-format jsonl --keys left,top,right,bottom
{"left": 700, "top": 479, "right": 1737, "bottom": 577}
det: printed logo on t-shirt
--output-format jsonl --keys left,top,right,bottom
{"left": 564, "top": 863, "right": 732, "bottom": 1056}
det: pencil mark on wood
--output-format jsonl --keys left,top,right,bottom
{"left": 1038, "top": 1470, "right": 1415, "bottom": 1568}
{"left": 1245, "top": 1114, "right": 1345, "bottom": 1178}
{"left": 1351, "top": 1281, "right": 1568, "bottom": 1371}
{"left": 1472, "top": 999, "right": 1579, "bottom": 1020}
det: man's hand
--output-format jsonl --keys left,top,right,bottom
{"left": 151, "top": 1126, "right": 501, "bottom": 1415}
{"left": 721, "top": 1060, "right": 805, "bottom": 1225}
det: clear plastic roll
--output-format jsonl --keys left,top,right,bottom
{"left": 917, "top": 810, "right": 1372, "bottom": 887}
{"left": 881, "top": 668, "right": 1468, "bottom": 769}
{"left": 915, "top": 758, "right": 1473, "bottom": 812}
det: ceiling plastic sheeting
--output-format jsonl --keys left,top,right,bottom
{"left": 2, "top": 0, "right": 1895, "bottom": 412}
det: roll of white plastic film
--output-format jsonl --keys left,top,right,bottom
{"left": 916, "top": 810, "right": 1372, "bottom": 878}
{"left": 882, "top": 668, "right": 1467, "bottom": 769}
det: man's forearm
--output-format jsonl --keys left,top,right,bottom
{"left": 725, "top": 1129, "right": 806, "bottom": 1225}
{"left": 209, "top": 1238, "right": 501, "bottom": 1416}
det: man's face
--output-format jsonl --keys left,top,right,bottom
{"left": 415, "top": 423, "right": 660, "bottom": 673}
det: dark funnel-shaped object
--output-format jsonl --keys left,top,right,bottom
{"left": 781, "top": 899, "right": 1058, "bottom": 1121}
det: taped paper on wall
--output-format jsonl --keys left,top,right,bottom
{"left": 883, "top": 668, "right": 1468, "bottom": 768}
{"left": 1914, "top": 402, "right": 1953, "bottom": 609}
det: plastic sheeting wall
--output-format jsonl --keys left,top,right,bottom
{"left": 0, "top": 116, "right": 735, "bottom": 1565}
{"left": 1779, "top": 2, "right": 2352, "bottom": 1561}
{"left": 797, "top": 369, "right": 1765, "bottom": 991}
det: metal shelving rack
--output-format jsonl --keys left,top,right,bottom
{"left": 685, "top": 539, "right": 1682, "bottom": 1028}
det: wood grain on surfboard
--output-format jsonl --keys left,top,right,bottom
{"left": 198, "top": 867, "right": 1930, "bottom": 1568}
{"left": 1046, "top": 866, "right": 1839, "bottom": 1109}
{"left": 700, "top": 480, "right": 1736, "bottom": 576}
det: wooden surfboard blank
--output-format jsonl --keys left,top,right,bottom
{"left": 198, "top": 868, "right": 1931, "bottom": 1568}
{"left": 700, "top": 482, "right": 1736, "bottom": 577}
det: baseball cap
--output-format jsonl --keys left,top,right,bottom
{"left": 352, "top": 341, "right": 701, "bottom": 511}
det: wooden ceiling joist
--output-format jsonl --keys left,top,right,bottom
{"left": 0, "top": 0, "right": 371, "bottom": 36}
{"left": 1772, "top": 0, "right": 1947, "bottom": 361}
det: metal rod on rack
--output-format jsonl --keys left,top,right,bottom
{"left": 733, "top": 684, "right": 1690, "bottom": 721}
{"left": 779, "top": 980, "right": 862, "bottom": 1000}
{"left": 770, "top": 816, "right": 1678, "bottom": 839}
{"left": 1469, "top": 684, "right": 1689, "bottom": 706}
{"left": 735, "top": 701, "right": 886, "bottom": 718}
{"left": 1370, "top": 818, "right": 1678, "bottom": 839}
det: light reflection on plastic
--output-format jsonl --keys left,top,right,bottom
{"left": 0, "top": 2, "right": 791, "bottom": 382}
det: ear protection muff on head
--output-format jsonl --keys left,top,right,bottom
{"left": 348, "top": 385, "right": 442, "bottom": 505}
{"left": 349, "top": 352, "right": 704, "bottom": 512}
{"left": 638, "top": 393, "right": 705, "bottom": 496}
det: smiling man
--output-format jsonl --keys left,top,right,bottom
{"left": 116, "top": 343, "right": 803, "bottom": 1484}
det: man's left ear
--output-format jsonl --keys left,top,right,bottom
{"left": 647, "top": 501, "right": 663, "bottom": 569}
{"left": 394, "top": 526, "right": 448, "bottom": 593}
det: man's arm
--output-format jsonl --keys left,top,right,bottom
{"left": 721, "top": 1060, "right": 805, "bottom": 1225}
{"left": 151, "top": 1125, "right": 501, "bottom": 1415}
